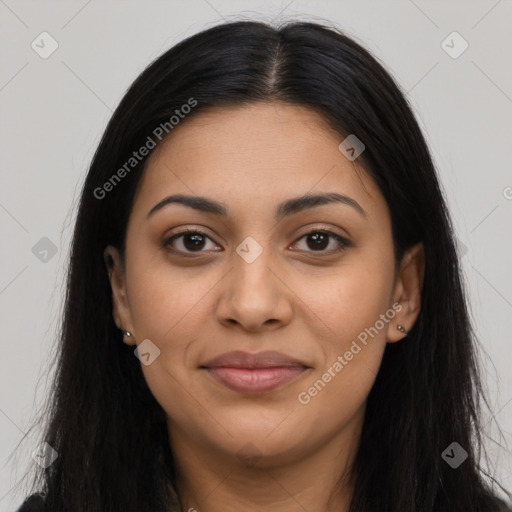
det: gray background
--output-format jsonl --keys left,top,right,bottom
{"left": 1, "top": 1, "right": 511, "bottom": 510}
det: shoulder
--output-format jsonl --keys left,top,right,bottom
{"left": 15, "top": 492, "right": 46, "bottom": 512}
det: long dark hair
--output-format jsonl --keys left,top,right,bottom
{"left": 15, "top": 19, "right": 511, "bottom": 511}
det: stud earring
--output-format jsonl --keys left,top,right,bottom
{"left": 122, "top": 331, "right": 132, "bottom": 338}
{"left": 397, "top": 325, "right": 407, "bottom": 334}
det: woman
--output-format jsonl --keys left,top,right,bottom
{"left": 15, "top": 19, "right": 511, "bottom": 512}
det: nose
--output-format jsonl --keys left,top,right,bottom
{"left": 215, "top": 244, "right": 293, "bottom": 333}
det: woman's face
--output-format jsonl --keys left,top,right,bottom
{"left": 106, "top": 102, "right": 423, "bottom": 470}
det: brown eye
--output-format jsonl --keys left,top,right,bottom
{"left": 292, "top": 229, "right": 350, "bottom": 254}
{"left": 163, "top": 227, "right": 350, "bottom": 258}
{"left": 164, "top": 230, "right": 220, "bottom": 255}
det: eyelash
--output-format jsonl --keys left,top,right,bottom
{"left": 163, "top": 227, "right": 351, "bottom": 257}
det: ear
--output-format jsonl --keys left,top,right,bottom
{"left": 103, "top": 245, "right": 136, "bottom": 346}
{"left": 387, "top": 242, "right": 425, "bottom": 343}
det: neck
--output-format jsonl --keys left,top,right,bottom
{"left": 167, "top": 412, "right": 362, "bottom": 512}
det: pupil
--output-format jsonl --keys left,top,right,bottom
{"left": 184, "top": 234, "right": 205, "bottom": 251}
{"left": 182, "top": 232, "right": 329, "bottom": 252}
{"left": 308, "top": 232, "right": 328, "bottom": 250}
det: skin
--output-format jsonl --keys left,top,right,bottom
{"left": 104, "top": 102, "right": 424, "bottom": 512}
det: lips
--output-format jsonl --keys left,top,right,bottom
{"left": 200, "top": 350, "right": 310, "bottom": 395}
{"left": 202, "top": 350, "right": 308, "bottom": 369}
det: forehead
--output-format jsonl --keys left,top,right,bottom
{"left": 132, "top": 102, "right": 387, "bottom": 223}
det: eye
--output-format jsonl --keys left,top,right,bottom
{"left": 290, "top": 228, "right": 350, "bottom": 255}
{"left": 163, "top": 227, "right": 351, "bottom": 257}
{"left": 164, "top": 229, "right": 220, "bottom": 256}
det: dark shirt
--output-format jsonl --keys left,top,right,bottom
{"left": 15, "top": 492, "right": 512, "bottom": 512}
{"left": 15, "top": 493, "right": 183, "bottom": 511}
{"left": 16, "top": 493, "right": 46, "bottom": 512}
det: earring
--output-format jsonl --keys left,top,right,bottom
{"left": 122, "top": 331, "right": 132, "bottom": 338}
{"left": 397, "top": 325, "right": 407, "bottom": 334}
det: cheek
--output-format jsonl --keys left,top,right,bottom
{"left": 342, "top": 240, "right": 395, "bottom": 317}
{"left": 295, "top": 285, "right": 389, "bottom": 439}
{"left": 124, "top": 263, "right": 208, "bottom": 422}
{"left": 126, "top": 245, "right": 216, "bottom": 339}
{"left": 295, "top": 250, "right": 394, "bottom": 406}
{"left": 298, "top": 251, "right": 395, "bottom": 343}
{"left": 124, "top": 253, "right": 222, "bottom": 389}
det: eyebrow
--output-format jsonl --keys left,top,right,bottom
{"left": 146, "top": 192, "right": 366, "bottom": 220}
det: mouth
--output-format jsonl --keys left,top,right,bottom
{"left": 200, "top": 350, "right": 311, "bottom": 395}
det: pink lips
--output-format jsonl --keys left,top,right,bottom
{"left": 201, "top": 350, "right": 309, "bottom": 395}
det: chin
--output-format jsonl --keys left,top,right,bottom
{"left": 215, "top": 432, "right": 303, "bottom": 469}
